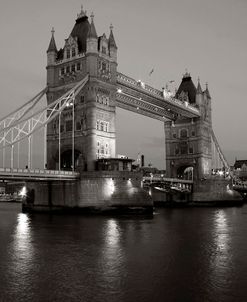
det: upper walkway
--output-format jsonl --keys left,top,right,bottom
{"left": 116, "top": 72, "right": 200, "bottom": 121}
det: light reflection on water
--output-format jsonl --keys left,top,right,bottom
{"left": 1, "top": 204, "right": 247, "bottom": 302}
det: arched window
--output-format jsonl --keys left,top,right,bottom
{"left": 180, "top": 129, "right": 188, "bottom": 138}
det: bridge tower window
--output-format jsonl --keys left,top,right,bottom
{"left": 71, "top": 64, "right": 75, "bottom": 72}
{"left": 100, "top": 122, "right": 104, "bottom": 131}
{"left": 72, "top": 48, "right": 76, "bottom": 57}
{"left": 180, "top": 129, "right": 188, "bottom": 138}
{"left": 77, "top": 63, "right": 81, "bottom": 71}
{"left": 66, "top": 120, "right": 72, "bottom": 132}
{"left": 180, "top": 142, "right": 188, "bottom": 155}
{"left": 66, "top": 66, "right": 70, "bottom": 73}
{"left": 66, "top": 49, "right": 70, "bottom": 59}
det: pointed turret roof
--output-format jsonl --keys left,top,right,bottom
{"left": 70, "top": 6, "right": 90, "bottom": 53}
{"left": 87, "top": 13, "right": 98, "bottom": 39}
{"left": 175, "top": 71, "right": 196, "bottom": 104}
{"left": 47, "top": 28, "right": 57, "bottom": 53}
{"left": 196, "top": 77, "right": 203, "bottom": 94}
{"left": 108, "top": 24, "right": 117, "bottom": 48}
{"left": 205, "top": 82, "right": 211, "bottom": 99}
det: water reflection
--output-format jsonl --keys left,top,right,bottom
{"left": 106, "top": 219, "right": 120, "bottom": 247}
{"left": 214, "top": 210, "right": 229, "bottom": 253}
{"left": 208, "top": 210, "right": 232, "bottom": 297}
{"left": 14, "top": 213, "right": 33, "bottom": 258}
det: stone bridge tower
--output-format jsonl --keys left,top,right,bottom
{"left": 46, "top": 8, "right": 117, "bottom": 171}
{"left": 165, "top": 72, "right": 212, "bottom": 181}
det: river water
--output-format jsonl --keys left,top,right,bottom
{"left": 1, "top": 202, "right": 247, "bottom": 302}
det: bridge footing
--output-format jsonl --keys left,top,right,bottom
{"left": 22, "top": 171, "right": 153, "bottom": 215}
{"left": 150, "top": 177, "right": 243, "bottom": 207}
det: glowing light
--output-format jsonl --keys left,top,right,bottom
{"left": 137, "top": 80, "right": 145, "bottom": 88}
{"left": 106, "top": 219, "right": 120, "bottom": 247}
{"left": 117, "top": 88, "right": 122, "bottom": 93}
{"left": 19, "top": 186, "right": 27, "bottom": 197}
{"left": 219, "top": 170, "right": 224, "bottom": 176}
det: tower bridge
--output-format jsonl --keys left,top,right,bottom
{"left": 0, "top": 7, "right": 243, "bottom": 211}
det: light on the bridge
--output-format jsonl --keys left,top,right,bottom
{"left": 219, "top": 170, "right": 224, "bottom": 176}
{"left": 137, "top": 80, "right": 145, "bottom": 89}
{"left": 66, "top": 102, "right": 73, "bottom": 107}
{"left": 19, "top": 186, "right": 27, "bottom": 197}
{"left": 137, "top": 107, "right": 139, "bottom": 110}
{"left": 117, "top": 88, "right": 122, "bottom": 93}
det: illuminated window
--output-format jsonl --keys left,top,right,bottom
{"left": 105, "top": 123, "right": 108, "bottom": 132}
{"left": 72, "top": 48, "right": 76, "bottom": 57}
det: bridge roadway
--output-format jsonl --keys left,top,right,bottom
{"left": 0, "top": 167, "right": 80, "bottom": 181}
{"left": 116, "top": 72, "right": 200, "bottom": 121}
{"left": 143, "top": 176, "right": 193, "bottom": 184}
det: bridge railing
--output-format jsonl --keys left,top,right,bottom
{"left": 0, "top": 167, "right": 80, "bottom": 178}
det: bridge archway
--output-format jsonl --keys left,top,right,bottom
{"left": 177, "top": 166, "right": 194, "bottom": 181}
{"left": 61, "top": 149, "right": 82, "bottom": 170}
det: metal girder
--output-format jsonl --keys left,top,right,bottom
{"left": 116, "top": 72, "right": 200, "bottom": 119}
{"left": 0, "top": 75, "right": 89, "bottom": 149}
{"left": 116, "top": 90, "right": 175, "bottom": 121}
{"left": 0, "top": 87, "right": 47, "bottom": 133}
{"left": 211, "top": 130, "right": 230, "bottom": 170}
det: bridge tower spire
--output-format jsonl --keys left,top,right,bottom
{"left": 46, "top": 28, "right": 57, "bottom": 86}
{"left": 46, "top": 7, "right": 117, "bottom": 171}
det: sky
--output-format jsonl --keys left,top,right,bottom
{"left": 0, "top": 0, "right": 246, "bottom": 169}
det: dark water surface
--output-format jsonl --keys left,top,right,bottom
{"left": 1, "top": 203, "right": 247, "bottom": 302}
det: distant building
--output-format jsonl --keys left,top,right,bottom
{"left": 233, "top": 160, "right": 247, "bottom": 180}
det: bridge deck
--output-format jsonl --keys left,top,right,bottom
{"left": 0, "top": 168, "right": 80, "bottom": 181}
{"left": 143, "top": 176, "right": 193, "bottom": 184}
